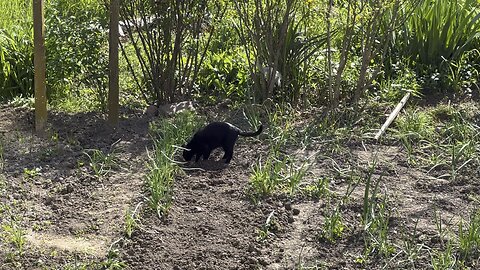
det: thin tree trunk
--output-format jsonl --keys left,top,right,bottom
{"left": 108, "top": 0, "right": 120, "bottom": 126}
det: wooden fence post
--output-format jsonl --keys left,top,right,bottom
{"left": 33, "top": 0, "right": 47, "bottom": 134}
{"left": 108, "top": 0, "right": 120, "bottom": 127}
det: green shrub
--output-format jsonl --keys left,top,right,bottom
{"left": 0, "top": 30, "right": 34, "bottom": 100}
{"left": 46, "top": 0, "right": 108, "bottom": 109}
{"left": 398, "top": 0, "right": 480, "bottom": 92}
{"left": 196, "top": 49, "right": 250, "bottom": 102}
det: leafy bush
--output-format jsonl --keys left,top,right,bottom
{"left": 399, "top": 0, "right": 480, "bottom": 92}
{"left": 121, "top": 0, "right": 227, "bottom": 105}
{"left": 196, "top": 49, "right": 249, "bottom": 102}
{"left": 45, "top": 0, "right": 108, "bottom": 109}
{"left": 0, "top": 0, "right": 33, "bottom": 100}
{"left": 0, "top": 30, "right": 34, "bottom": 100}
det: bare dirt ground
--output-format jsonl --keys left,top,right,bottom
{"left": 1, "top": 104, "right": 479, "bottom": 269}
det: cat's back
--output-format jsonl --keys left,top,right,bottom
{"left": 197, "top": 122, "right": 236, "bottom": 139}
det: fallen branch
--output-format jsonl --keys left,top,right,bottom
{"left": 375, "top": 91, "right": 411, "bottom": 140}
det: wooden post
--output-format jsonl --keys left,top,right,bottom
{"left": 108, "top": 0, "right": 120, "bottom": 126}
{"left": 33, "top": 0, "right": 47, "bottom": 134}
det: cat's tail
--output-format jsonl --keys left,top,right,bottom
{"left": 239, "top": 124, "right": 263, "bottom": 137}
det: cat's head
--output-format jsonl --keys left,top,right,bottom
{"left": 182, "top": 145, "right": 194, "bottom": 161}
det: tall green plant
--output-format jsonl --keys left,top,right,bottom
{"left": 234, "top": 0, "right": 324, "bottom": 104}
{"left": 405, "top": 0, "right": 480, "bottom": 71}
{"left": 0, "top": 30, "right": 33, "bottom": 100}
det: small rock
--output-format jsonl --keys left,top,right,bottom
{"left": 248, "top": 244, "right": 261, "bottom": 254}
{"left": 60, "top": 184, "right": 74, "bottom": 195}
{"left": 258, "top": 258, "right": 269, "bottom": 266}
{"left": 247, "top": 257, "right": 257, "bottom": 265}
{"left": 232, "top": 239, "right": 240, "bottom": 247}
{"left": 193, "top": 206, "right": 204, "bottom": 213}
{"left": 284, "top": 201, "right": 292, "bottom": 211}
{"left": 292, "top": 208, "right": 300, "bottom": 215}
{"left": 287, "top": 214, "right": 295, "bottom": 223}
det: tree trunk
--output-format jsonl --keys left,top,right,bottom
{"left": 108, "top": 0, "right": 120, "bottom": 126}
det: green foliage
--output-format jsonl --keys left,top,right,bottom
{"left": 23, "top": 167, "right": 40, "bottom": 179}
{"left": 321, "top": 205, "right": 345, "bottom": 243}
{"left": 121, "top": 0, "right": 226, "bottom": 105}
{"left": 376, "top": 64, "right": 421, "bottom": 101}
{"left": 0, "top": 30, "right": 34, "bottom": 100}
{"left": 0, "top": 0, "right": 33, "bottom": 101}
{"left": 257, "top": 211, "right": 277, "bottom": 242}
{"left": 147, "top": 111, "right": 204, "bottom": 217}
{"left": 405, "top": 0, "right": 480, "bottom": 68}
{"left": 46, "top": 0, "right": 108, "bottom": 109}
{"left": 84, "top": 148, "right": 119, "bottom": 179}
{"left": 101, "top": 249, "right": 127, "bottom": 270}
{"left": 395, "top": 109, "right": 436, "bottom": 141}
{"left": 124, "top": 207, "right": 139, "bottom": 238}
{"left": 458, "top": 210, "right": 480, "bottom": 259}
{"left": 397, "top": 0, "right": 480, "bottom": 92}
{"left": 197, "top": 49, "right": 250, "bottom": 101}
{"left": 1, "top": 220, "right": 26, "bottom": 253}
{"left": 431, "top": 241, "right": 457, "bottom": 270}
{"left": 0, "top": 0, "right": 32, "bottom": 32}
{"left": 302, "top": 177, "right": 331, "bottom": 199}
{"left": 249, "top": 153, "right": 287, "bottom": 197}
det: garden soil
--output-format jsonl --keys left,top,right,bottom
{"left": 0, "top": 104, "right": 478, "bottom": 269}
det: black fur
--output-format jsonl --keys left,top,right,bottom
{"left": 183, "top": 122, "right": 263, "bottom": 164}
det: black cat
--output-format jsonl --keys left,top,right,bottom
{"left": 183, "top": 122, "right": 263, "bottom": 164}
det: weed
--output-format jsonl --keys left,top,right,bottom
{"left": 286, "top": 160, "right": 310, "bottom": 196}
{"left": 303, "top": 177, "right": 331, "bottom": 199}
{"left": 458, "top": 210, "right": 480, "bottom": 260}
{"left": 84, "top": 146, "right": 119, "bottom": 179}
{"left": 431, "top": 241, "right": 457, "bottom": 270}
{"left": 1, "top": 221, "right": 26, "bottom": 253}
{"left": 257, "top": 211, "right": 276, "bottom": 242}
{"left": 249, "top": 153, "right": 286, "bottom": 197}
{"left": 0, "top": 136, "right": 4, "bottom": 171}
{"left": 449, "top": 142, "right": 474, "bottom": 181}
{"left": 434, "top": 210, "right": 450, "bottom": 247}
{"left": 147, "top": 110, "right": 204, "bottom": 218}
{"left": 364, "top": 193, "right": 395, "bottom": 258}
{"left": 265, "top": 103, "right": 296, "bottom": 150}
{"left": 398, "top": 219, "right": 426, "bottom": 267}
{"left": 361, "top": 161, "right": 395, "bottom": 258}
{"left": 23, "top": 167, "right": 40, "bottom": 179}
{"left": 243, "top": 105, "right": 263, "bottom": 134}
{"left": 101, "top": 249, "right": 127, "bottom": 269}
{"left": 146, "top": 160, "right": 176, "bottom": 218}
{"left": 341, "top": 170, "right": 361, "bottom": 204}
{"left": 124, "top": 204, "right": 141, "bottom": 238}
{"left": 321, "top": 204, "right": 345, "bottom": 243}
{"left": 362, "top": 160, "right": 381, "bottom": 227}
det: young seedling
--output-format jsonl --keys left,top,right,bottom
{"left": 321, "top": 204, "right": 345, "bottom": 243}
{"left": 124, "top": 203, "right": 142, "bottom": 238}
{"left": 458, "top": 210, "right": 480, "bottom": 260}
{"left": 257, "top": 210, "right": 276, "bottom": 242}
{"left": 303, "top": 177, "right": 331, "bottom": 199}
{"left": 84, "top": 146, "right": 119, "bottom": 179}
{"left": 23, "top": 167, "right": 40, "bottom": 179}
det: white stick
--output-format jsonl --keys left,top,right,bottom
{"left": 374, "top": 91, "right": 411, "bottom": 140}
